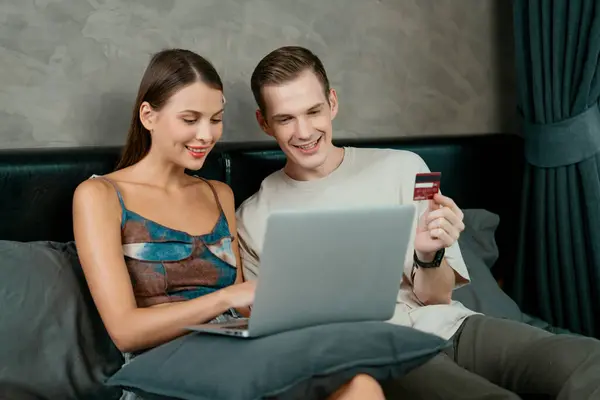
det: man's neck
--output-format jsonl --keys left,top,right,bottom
{"left": 284, "top": 146, "right": 345, "bottom": 181}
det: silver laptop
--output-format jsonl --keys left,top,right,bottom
{"left": 185, "top": 204, "right": 416, "bottom": 338}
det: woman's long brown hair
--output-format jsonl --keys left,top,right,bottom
{"left": 115, "top": 49, "right": 224, "bottom": 170}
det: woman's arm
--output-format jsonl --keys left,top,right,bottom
{"left": 72, "top": 179, "right": 254, "bottom": 353}
{"left": 209, "top": 180, "right": 252, "bottom": 317}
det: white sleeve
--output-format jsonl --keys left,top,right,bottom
{"left": 401, "top": 154, "right": 470, "bottom": 288}
{"left": 236, "top": 231, "right": 260, "bottom": 281}
{"left": 235, "top": 199, "right": 263, "bottom": 282}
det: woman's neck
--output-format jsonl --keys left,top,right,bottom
{"left": 129, "top": 149, "right": 188, "bottom": 190}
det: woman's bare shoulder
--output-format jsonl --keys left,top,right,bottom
{"left": 207, "top": 179, "right": 233, "bottom": 196}
{"left": 72, "top": 174, "right": 122, "bottom": 216}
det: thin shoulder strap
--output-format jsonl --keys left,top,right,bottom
{"left": 91, "top": 174, "right": 126, "bottom": 209}
{"left": 194, "top": 175, "right": 225, "bottom": 215}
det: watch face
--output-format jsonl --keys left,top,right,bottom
{"left": 434, "top": 248, "right": 445, "bottom": 264}
{"left": 434, "top": 248, "right": 445, "bottom": 262}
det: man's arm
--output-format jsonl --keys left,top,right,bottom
{"left": 409, "top": 192, "right": 468, "bottom": 305}
{"left": 411, "top": 252, "right": 470, "bottom": 305}
{"left": 235, "top": 197, "right": 265, "bottom": 282}
{"left": 411, "top": 259, "right": 456, "bottom": 305}
{"left": 398, "top": 151, "right": 470, "bottom": 305}
{"left": 237, "top": 233, "right": 261, "bottom": 281}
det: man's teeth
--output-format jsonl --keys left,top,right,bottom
{"left": 298, "top": 141, "right": 318, "bottom": 150}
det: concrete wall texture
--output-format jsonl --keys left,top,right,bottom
{"left": 0, "top": 0, "right": 516, "bottom": 149}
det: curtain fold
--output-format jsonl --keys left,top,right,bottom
{"left": 509, "top": 0, "right": 600, "bottom": 337}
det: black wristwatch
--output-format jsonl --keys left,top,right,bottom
{"left": 413, "top": 248, "right": 445, "bottom": 269}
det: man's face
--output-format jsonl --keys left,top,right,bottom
{"left": 257, "top": 70, "right": 339, "bottom": 179}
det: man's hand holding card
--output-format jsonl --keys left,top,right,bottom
{"left": 413, "top": 172, "right": 465, "bottom": 261}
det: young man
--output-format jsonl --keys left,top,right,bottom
{"left": 235, "top": 46, "right": 600, "bottom": 399}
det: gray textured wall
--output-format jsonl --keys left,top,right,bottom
{"left": 0, "top": 0, "right": 516, "bottom": 149}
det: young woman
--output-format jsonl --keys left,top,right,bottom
{"left": 72, "top": 48, "right": 385, "bottom": 400}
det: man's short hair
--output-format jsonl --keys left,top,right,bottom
{"left": 250, "top": 46, "right": 331, "bottom": 115}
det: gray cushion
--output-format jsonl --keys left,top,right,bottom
{"left": 0, "top": 383, "right": 45, "bottom": 400}
{"left": 454, "top": 210, "right": 575, "bottom": 334}
{"left": 0, "top": 240, "right": 123, "bottom": 400}
{"left": 453, "top": 209, "right": 525, "bottom": 321}
{"left": 106, "top": 321, "right": 449, "bottom": 400}
{"left": 459, "top": 208, "right": 502, "bottom": 269}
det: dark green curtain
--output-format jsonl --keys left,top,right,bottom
{"left": 510, "top": 0, "right": 600, "bottom": 338}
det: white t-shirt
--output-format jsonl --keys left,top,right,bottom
{"left": 235, "top": 146, "right": 478, "bottom": 339}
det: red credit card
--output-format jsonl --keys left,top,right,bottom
{"left": 413, "top": 172, "right": 441, "bottom": 200}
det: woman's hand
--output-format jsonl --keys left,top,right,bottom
{"left": 223, "top": 280, "right": 257, "bottom": 309}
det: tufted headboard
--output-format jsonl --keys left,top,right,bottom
{"left": 0, "top": 133, "right": 524, "bottom": 279}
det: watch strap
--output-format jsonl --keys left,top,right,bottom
{"left": 413, "top": 248, "right": 445, "bottom": 268}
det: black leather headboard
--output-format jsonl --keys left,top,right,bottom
{"left": 0, "top": 134, "right": 524, "bottom": 277}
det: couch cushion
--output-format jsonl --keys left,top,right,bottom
{"left": 453, "top": 209, "right": 525, "bottom": 321}
{"left": 106, "top": 321, "right": 449, "bottom": 400}
{"left": 0, "top": 240, "right": 123, "bottom": 400}
{"left": 0, "top": 384, "right": 45, "bottom": 400}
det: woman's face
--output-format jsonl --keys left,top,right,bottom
{"left": 141, "top": 81, "right": 224, "bottom": 170}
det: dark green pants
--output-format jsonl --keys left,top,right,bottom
{"left": 383, "top": 314, "right": 600, "bottom": 399}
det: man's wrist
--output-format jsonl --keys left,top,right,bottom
{"left": 414, "top": 250, "right": 436, "bottom": 263}
{"left": 413, "top": 248, "right": 445, "bottom": 269}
